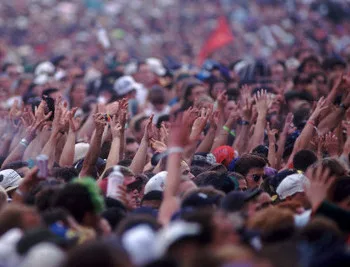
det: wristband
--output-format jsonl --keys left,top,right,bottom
{"left": 223, "top": 126, "right": 236, "bottom": 137}
{"left": 238, "top": 120, "right": 249, "bottom": 126}
{"left": 20, "top": 138, "right": 29, "bottom": 148}
{"left": 307, "top": 120, "right": 315, "bottom": 126}
{"left": 166, "top": 147, "right": 184, "bottom": 156}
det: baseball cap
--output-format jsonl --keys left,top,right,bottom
{"left": 121, "top": 224, "right": 157, "bottom": 266}
{"left": 220, "top": 188, "right": 262, "bottom": 212}
{"left": 0, "top": 169, "right": 22, "bottom": 192}
{"left": 144, "top": 172, "right": 167, "bottom": 195}
{"left": 73, "top": 143, "right": 90, "bottom": 164}
{"left": 154, "top": 221, "right": 201, "bottom": 257}
{"left": 146, "top": 58, "right": 166, "bottom": 76}
{"left": 181, "top": 192, "right": 221, "bottom": 209}
{"left": 212, "top": 146, "right": 237, "bottom": 167}
{"left": 113, "top": 76, "right": 139, "bottom": 96}
{"left": 276, "top": 173, "right": 309, "bottom": 200}
{"left": 34, "top": 61, "right": 55, "bottom": 76}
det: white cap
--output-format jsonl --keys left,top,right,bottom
{"left": 35, "top": 61, "right": 55, "bottom": 76}
{"left": 146, "top": 58, "right": 166, "bottom": 76}
{"left": 19, "top": 243, "right": 65, "bottom": 267}
{"left": 0, "top": 169, "right": 22, "bottom": 192}
{"left": 121, "top": 225, "right": 157, "bottom": 266}
{"left": 74, "top": 143, "right": 90, "bottom": 163}
{"left": 154, "top": 221, "right": 201, "bottom": 257}
{"left": 54, "top": 70, "right": 67, "bottom": 81}
{"left": 276, "top": 173, "right": 309, "bottom": 200}
{"left": 144, "top": 171, "right": 167, "bottom": 194}
{"left": 113, "top": 75, "right": 139, "bottom": 96}
{"left": 34, "top": 74, "right": 50, "bottom": 85}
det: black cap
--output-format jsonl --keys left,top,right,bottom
{"left": 220, "top": 188, "right": 262, "bottom": 212}
{"left": 181, "top": 192, "right": 222, "bottom": 209}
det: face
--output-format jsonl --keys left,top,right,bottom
{"left": 180, "top": 161, "right": 195, "bottom": 181}
{"left": 125, "top": 142, "right": 139, "bottom": 159}
{"left": 177, "top": 180, "right": 197, "bottom": 198}
{"left": 71, "top": 84, "right": 87, "bottom": 108}
{"left": 6, "top": 65, "right": 21, "bottom": 80}
{"left": 246, "top": 167, "right": 265, "bottom": 189}
{"left": 211, "top": 82, "right": 226, "bottom": 99}
{"left": 136, "top": 64, "right": 155, "bottom": 85}
{"left": 189, "top": 85, "right": 206, "bottom": 102}
{"left": 288, "top": 192, "right": 310, "bottom": 209}
{"left": 238, "top": 179, "right": 248, "bottom": 191}
{"left": 224, "top": 100, "right": 237, "bottom": 121}
{"left": 271, "top": 64, "right": 285, "bottom": 81}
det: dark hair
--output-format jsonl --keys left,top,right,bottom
{"left": 41, "top": 208, "right": 71, "bottom": 227}
{"left": 194, "top": 171, "right": 235, "bottom": 194}
{"left": 208, "top": 78, "right": 226, "bottom": 98}
{"left": 182, "top": 81, "right": 203, "bottom": 109}
{"left": 134, "top": 116, "right": 148, "bottom": 132}
{"left": 328, "top": 176, "right": 350, "bottom": 203}
{"left": 293, "top": 108, "right": 311, "bottom": 130}
{"left": 190, "top": 165, "right": 207, "bottom": 177}
{"left": 2, "top": 62, "right": 15, "bottom": 72}
{"left": 35, "top": 186, "right": 62, "bottom": 212}
{"left": 63, "top": 241, "right": 131, "bottom": 267}
{"left": 52, "top": 167, "right": 78, "bottom": 183}
{"left": 53, "top": 183, "right": 95, "bottom": 223}
{"left": 149, "top": 86, "right": 166, "bottom": 105}
{"left": 233, "top": 154, "right": 267, "bottom": 177}
{"left": 293, "top": 150, "right": 317, "bottom": 172}
{"left": 1, "top": 161, "right": 28, "bottom": 171}
{"left": 101, "top": 207, "right": 127, "bottom": 231}
{"left": 42, "top": 88, "right": 59, "bottom": 98}
{"left": 126, "top": 137, "right": 137, "bottom": 145}
{"left": 156, "top": 115, "right": 170, "bottom": 128}
{"left": 117, "top": 159, "right": 133, "bottom": 167}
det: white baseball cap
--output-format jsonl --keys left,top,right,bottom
{"left": 144, "top": 171, "right": 167, "bottom": 194}
{"left": 121, "top": 225, "right": 157, "bottom": 266}
{"left": 0, "top": 169, "right": 22, "bottom": 192}
{"left": 113, "top": 75, "right": 139, "bottom": 96}
{"left": 34, "top": 61, "right": 55, "bottom": 76}
{"left": 154, "top": 221, "right": 201, "bottom": 257}
{"left": 276, "top": 173, "right": 309, "bottom": 200}
{"left": 146, "top": 58, "right": 166, "bottom": 76}
{"left": 74, "top": 143, "right": 90, "bottom": 163}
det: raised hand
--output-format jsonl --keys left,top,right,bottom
{"left": 305, "top": 165, "right": 335, "bottom": 210}
{"left": 324, "top": 131, "right": 339, "bottom": 157}
{"left": 254, "top": 89, "right": 272, "bottom": 116}
{"left": 267, "top": 122, "right": 278, "bottom": 145}
{"left": 217, "top": 90, "right": 228, "bottom": 109}
{"left": 93, "top": 113, "right": 107, "bottom": 133}
{"left": 190, "top": 108, "right": 210, "bottom": 142}
{"left": 209, "top": 110, "right": 219, "bottom": 131}
{"left": 109, "top": 115, "right": 122, "bottom": 139}
{"left": 310, "top": 96, "right": 328, "bottom": 120}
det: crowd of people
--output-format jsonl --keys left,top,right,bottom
{"left": 0, "top": 0, "right": 350, "bottom": 267}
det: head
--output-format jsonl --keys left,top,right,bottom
{"left": 276, "top": 173, "right": 310, "bottom": 209}
{"left": 209, "top": 79, "right": 226, "bottom": 99}
{"left": 52, "top": 167, "right": 78, "bottom": 183}
{"left": 149, "top": 86, "right": 166, "bottom": 111}
{"left": 223, "top": 100, "right": 238, "bottom": 122}
{"left": 246, "top": 207, "right": 295, "bottom": 244}
{"left": 135, "top": 61, "right": 155, "bottom": 86}
{"left": 227, "top": 172, "right": 247, "bottom": 191}
{"left": 69, "top": 81, "right": 87, "bottom": 108}
{"left": 183, "top": 81, "right": 206, "bottom": 107}
{"left": 53, "top": 178, "right": 104, "bottom": 230}
{"left": 63, "top": 241, "right": 131, "bottom": 267}
{"left": 328, "top": 176, "right": 350, "bottom": 211}
{"left": 293, "top": 150, "right": 317, "bottom": 172}
{"left": 0, "top": 204, "right": 41, "bottom": 236}
{"left": 125, "top": 137, "right": 139, "bottom": 159}
{"left": 233, "top": 154, "right": 267, "bottom": 188}
{"left": 299, "top": 55, "right": 321, "bottom": 75}
{"left": 131, "top": 115, "right": 148, "bottom": 143}
{"left": 181, "top": 160, "right": 195, "bottom": 181}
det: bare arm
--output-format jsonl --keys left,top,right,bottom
{"left": 248, "top": 90, "right": 271, "bottom": 152}
{"left": 79, "top": 114, "right": 106, "bottom": 177}
{"left": 275, "top": 113, "right": 293, "bottom": 169}
{"left": 267, "top": 123, "right": 278, "bottom": 169}
{"left": 129, "top": 116, "right": 153, "bottom": 175}
{"left": 158, "top": 112, "right": 193, "bottom": 225}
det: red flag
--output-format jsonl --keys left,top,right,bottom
{"left": 197, "top": 16, "right": 234, "bottom": 66}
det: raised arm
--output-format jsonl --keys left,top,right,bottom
{"left": 196, "top": 111, "right": 218, "bottom": 153}
{"left": 158, "top": 111, "right": 194, "bottom": 225}
{"left": 248, "top": 90, "right": 272, "bottom": 152}
{"left": 59, "top": 108, "right": 79, "bottom": 167}
{"left": 129, "top": 115, "right": 153, "bottom": 175}
{"left": 79, "top": 113, "right": 106, "bottom": 178}
{"left": 275, "top": 113, "right": 293, "bottom": 169}
{"left": 267, "top": 123, "right": 278, "bottom": 169}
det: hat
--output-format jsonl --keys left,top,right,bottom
{"left": 144, "top": 172, "right": 167, "bottom": 195}
{"left": 122, "top": 225, "right": 157, "bottom": 266}
{"left": 142, "top": 190, "right": 163, "bottom": 202}
{"left": 34, "top": 61, "right": 55, "bottom": 76}
{"left": 0, "top": 169, "right": 22, "bottom": 192}
{"left": 0, "top": 228, "right": 23, "bottom": 267}
{"left": 34, "top": 74, "right": 50, "bottom": 85}
{"left": 212, "top": 146, "right": 236, "bottom": 167}
{"left": 154, "top": 221, "right": 201, "bottom": 257}
{"left": 181, "top": 192, "right": 221, "bottom": 209}
{"left": 73, "top": 143, "right": 90, "bottom": 163}
{"left": 220, "top": 188, "right": 262, "bottom": 212}
{"left": 113, "top": 75, "right": 139, "bottom": 96}
{"left": 19, "top": 243, "right": 65, "bottom": 267}
{"left": 146, "top": 58, "right": 166, "bottom": 76}
{"left": 276, "top": 173, "right": 309, "bottom": 200}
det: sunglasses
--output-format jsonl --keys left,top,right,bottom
{"left": 252, "top": 174, "right": 266, "bottom": 183}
